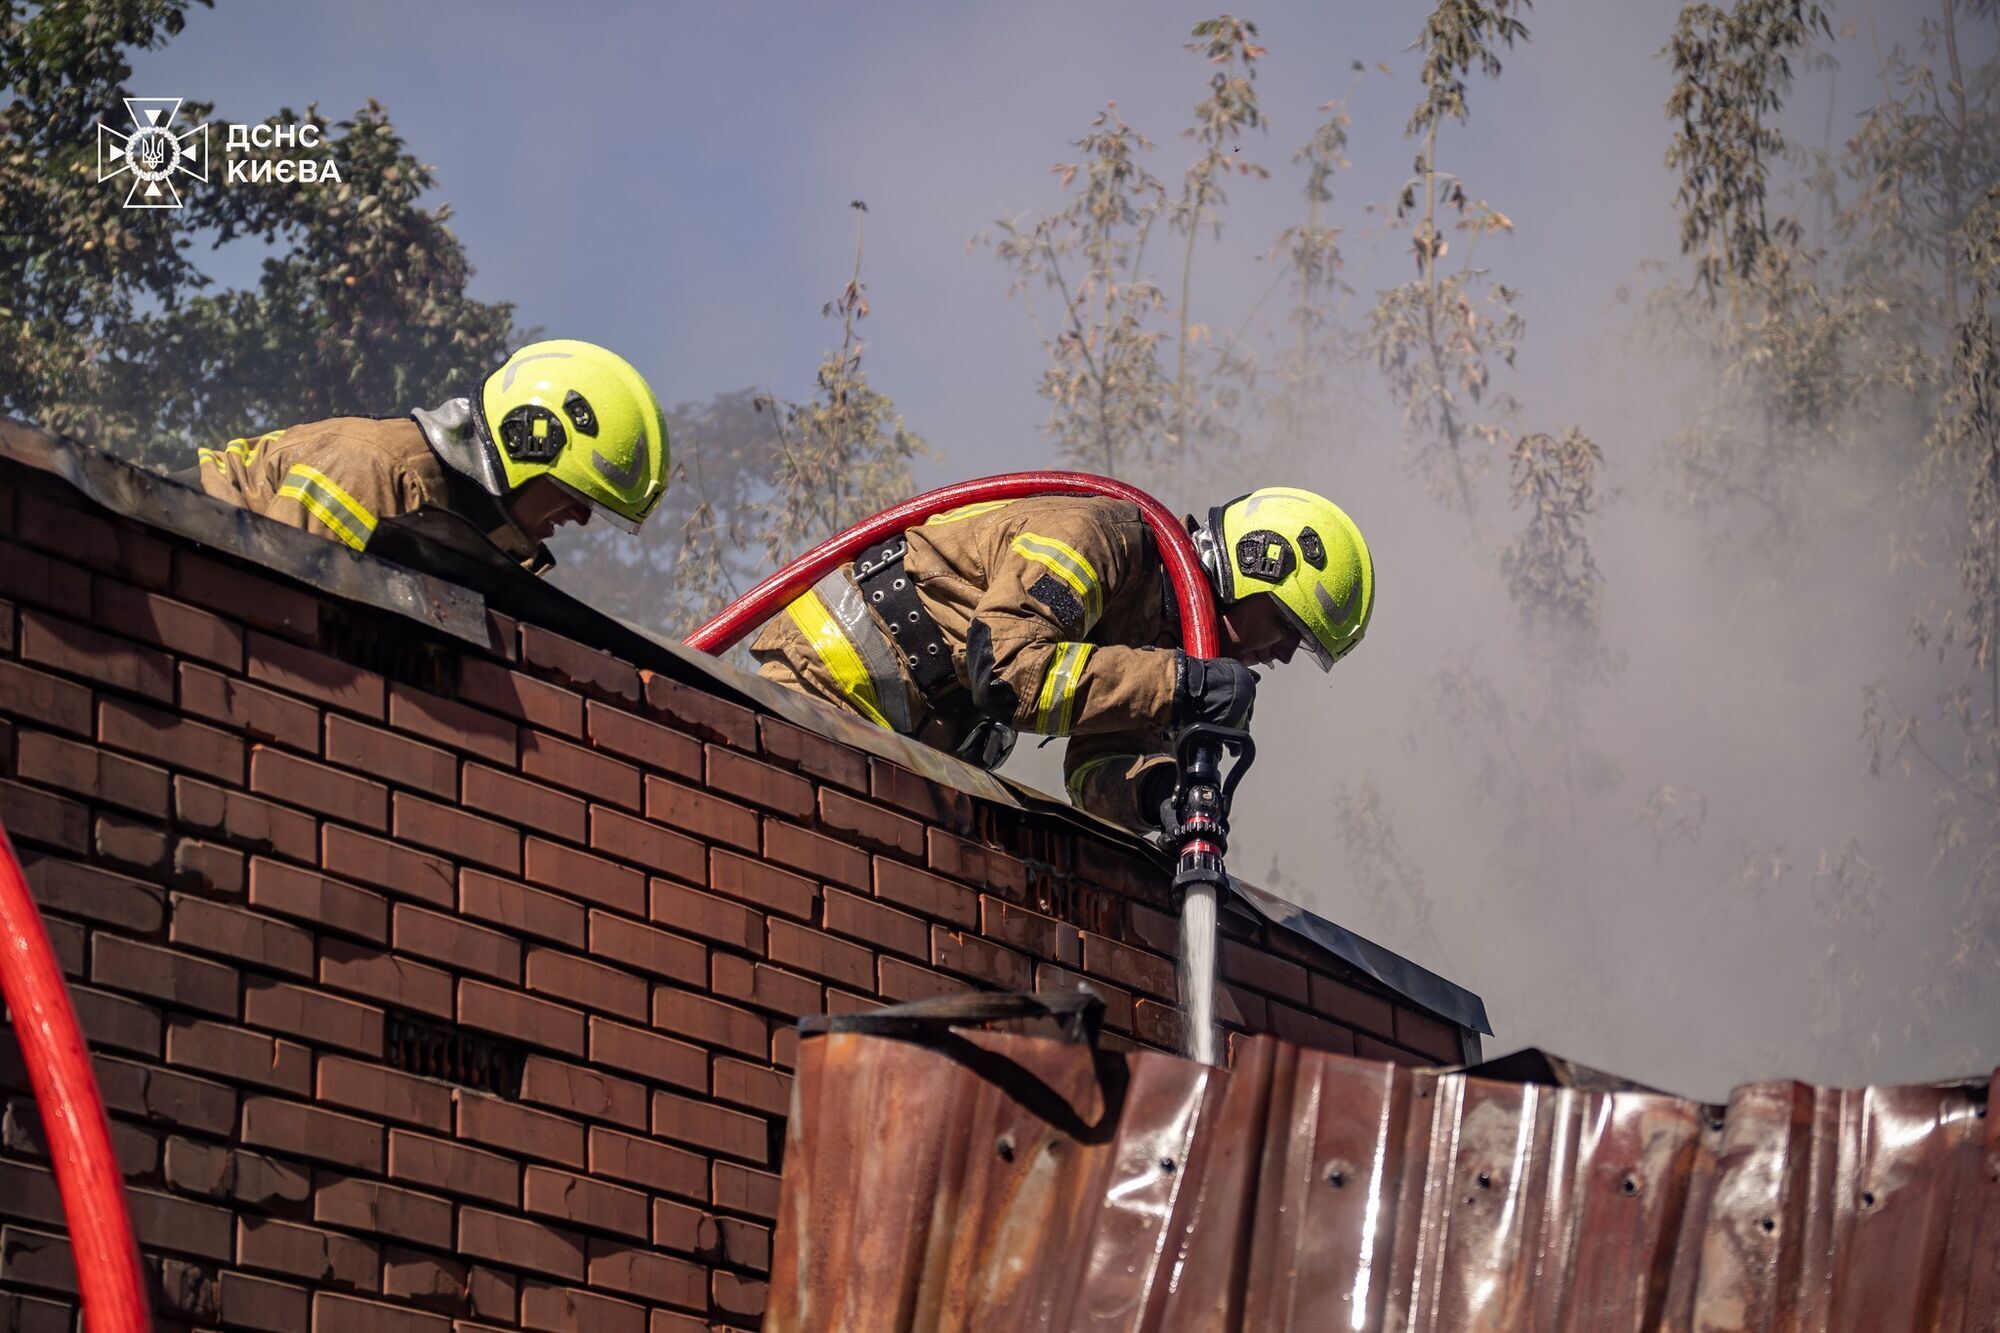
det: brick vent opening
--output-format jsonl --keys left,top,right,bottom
{"left": 385, "top": 1011, "right": 525, "bottom": 1098}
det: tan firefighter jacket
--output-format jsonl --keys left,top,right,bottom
{"left": 752, "top": 496, "right": 1185, "bottom": 832}
{"left": 191, "top": 413, "right": 550, "bottom": 569}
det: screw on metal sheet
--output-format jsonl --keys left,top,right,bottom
{"left": 1861, "top": 1191, "right": 1876, "bottom": 1208}
{"left": 1476, "top": 1172, "right": 1492, "bottom": 1189}
{"left": 1325, "top": 1167, "right": 1346, "bottom": 1189}
{"left": 1620, "top": 1177, "right": 1639, "bottom": 1196}
{"left": 996, "top": 1134, "right": 1015, "bottom": 1162}
{"left": 1158, "top": 1156, "right": 1177, "bottom": 1175}
{"left": 1760, "top": 1218, "right": 1776, "bottom": 1234}
{"left": 1707, "top": 1115, "right": 1725, "bottom": 1132}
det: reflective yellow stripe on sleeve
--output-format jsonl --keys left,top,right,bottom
{"left": 1065, "top": 753, "right": 1129, "bottom": 806}
{"left": 277, "top": 463, "right": 377, "bottom": 551}
{"left": 1011, "top": 532, "right": 1104, "bottom": 627}
{"left": 1032, "top": 641, "right": 1095, "bottom": 735}
{"left": 785, "top": 589, "right": 895, "bottom": 731}
{"left": 924, "top": 499, "right": 1014, "bottom": 525}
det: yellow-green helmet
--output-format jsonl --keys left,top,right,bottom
{"left": 1202, "top": 487, "right": 1373, "bottom": 670}
{"left": 476, "top": 340, "right": 669, "bottom": 533}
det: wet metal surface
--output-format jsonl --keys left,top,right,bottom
{"left": 765, "top": 1028, "right": 1999, "bottom": 1331}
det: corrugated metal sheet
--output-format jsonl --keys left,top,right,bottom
{"left": 765, "top": 1024, "right": 2000, "bottom": 1331}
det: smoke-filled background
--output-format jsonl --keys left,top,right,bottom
{"left": 7, "top": 0, "right": 1995, "bottom": 1099}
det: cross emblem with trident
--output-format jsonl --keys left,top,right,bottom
{"left": 97, "top": 98, "right": 209, "bottom": 209}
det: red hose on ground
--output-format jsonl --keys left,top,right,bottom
{"left": 0, "top": 823, "right": 151, "bottom": 1331}
{"left": 683, "top": 471, "right": 1218, "bottom": 658}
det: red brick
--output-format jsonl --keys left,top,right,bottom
{"left": 469, "top": 1265, "right": 517, "bottom": 1322}
{"left": 250, "top": 745, "right": 384, "bottom": 829}
{"left": 1133, "top": 999, "right": 1184, "bottom": 1049}
{"left": 523, "top": 837, "right": 646, "bottom": 917}
{"left": 980, "top": 896, "right": 1081, "bottom": 965}
{"left": 456, "top": 1089, "right": 586, "bottom": 1169}
{"left": 319, "top": 938, "right": 453, "bottom": 1019}
{"left": 241, "top": 1096, "right": 384, "bottom": 1171}
{"left": 0, "top": 780, "right": 86, "bottom": 852}
{"left": 174, "top": 776, "right": 316, "bottom": 863}
{"left": 711, "top": 1161, "right": 781, "bottom": 1221}
{"left": 464, "top": 868, "right": 586, "bottom": 948}
{"left": 713, "top": 1271, "right": 767, "bottom": 1321}
{"left": 1083, "top": 932, "right": 1176, "bottom": 1000}
{"left": 639, "top": 670, "right": 758, "bottom": 751}
{"left": 707, "top": 846, "right": 813, "bottom": 921}
{"left": 20, "top": 608, "right": 170, "bottom": 701}
{"left": 380, "top": 1247, "right": 468, "bottom": 1311}
{"left": 321, "top": 823, "right": 453, "bottom": 907}
{"left": 460, "top": 657, "right": 582, "bottom": 737}
{"left": 173, "top": 553, "right": 318, "bottom": 639}
{"left": 874, "top": 858, "right": 977, "bottom": 928}
{"left": 526, "top": 947, "right": 647, "bottom": 1022}
{"left": 170, "top": 893, "right": 312, "bottom": 976}
{"left": 877, "top": 957, "right": 971, "bottom": 1003}
{"left": 584, "top": 700, "right": 700, "bottom": 779}
{"left": 650, "top": 1087, "right": 768, "bottom": 1163}
{"left": 39, "top": 915, "right": 84, "bottom": 976}
{"left": 1038, "top": 962, "right": 1132, "bottom": 1032}
{"left": 519, "top": 1282, "right": 644, "bottom": 1333}
{"left": 172, "top": 835, "right": 245, "bottom": 895}
{"left": 651, "top": 987, "right": 766, "bottom": 1057}
{"left": 95, "top": 579, "right": 241, "bottom": 669}
{"left": 317, "top": 1053, "right": 450, "bottom": 1131}
{"left": 389, "top": 1129, "right": 518, "bottom": 1206}
{"left": 0, "top": 1222, "right": 77, "bottom": 1295}
{"left": 588, "top": 1238, "right": 706, "bottom": 1311}
{"left": 237, "top": 1214, "right": 379, "bottom": 1290}
{"left": 318, "top": 1188, "right": 448, "bottom": 1265}
{"left": 177, "top": 661, "right": 318, "bottom": 751}
{"left": 465, "top": 763, "right": 586, "bottom": 843}
{"left": 521, "top": 624, "right": 642, "bottom": 702}
{"left": 325, "top": 715, "right": 456, "bottom": 797}
{"left": 1270, "top": 1002, "right": 1356, "bottom": 1054}
{"left": 92, "top": 933, "right": 237, "bottom": 1017}
{"left": 459, "top": 1208, "right": 583, "bottom": 1282}
{"left": 1074, "top": 836, "right": 1168, "bottom": 901}
{"left": 518, "top": 1055, "right": 646, "bottom": 1129}
{"left": 649, "top": 877, "right": 762, "bottom": 953}
{"left": 689, "top": 1213, "right": 771, "bottom": 1273}
{"left": 0, "top": 659, "right": 91, "bottom": 735}
{"left": 219, "top": 1271, "right": 307, "bottom": 1332}
{"left": 644, "top": 775, "right": 756, "bottom": 852}
{"left": 591, "top": 807, "right": 703, "bottom": 882}
{"left": 699, "top": 748, "right": 809, "bottom": 822}
{"left": 18, "top": 500, "right": 117, "bottom": 571}
{"left": 16, "top": 732, "right": 160, "bottom": 816}
{"left": 870, "top": 758, "right": 973, "bottom": 831}
{"left": 589, "top": 1017, "right": 705, "bottom": 1091}
{"left": 460, "top": 978, "right": 584, "bottom": 1056}
{"left": 712, "top": 1059, "right": 791, "bottom": 1117}
{"left": 1218, "top": 982, "right": 1269, "bottom": 1031}
{"left": 712, "top": 954, "right": 821, "bottom": 1020}
{"left": 310, "top": 1291, "right": 447, "bottom": 1333}
{"left": 387, "top": 682, "right": 516, "bottom": 765}
{"left": 761, "top": 917, "right": 869, "bottom": 990}
{"left": 762, "top": 819, "right": 868, "bottom": 892}
{"left": 587, "top": 910, "right": 705, "bottom": 987}
{"left": 250, "top": 858, "right": 387, "bottom": 943}
{"left": 246, "top": 631, "right": 382, "bottom": 718}
{"left": 164, "top": 1018, "right": 309, "bottom": 1092}
{"left": 91, "top": 809, "right": 166, "bottom": 871}
{"left": 21, "top": 854, "right": 164, "bottom": 932}
{"left": 93, "top": 1052, "right": 234, "bottom": 1131}
{"left": 932, "top": 926, "right": 1032, "bottom": 990}
{"left": 245, "top": 978, "right": 384, "bottom": 1056}
{"left": 930, "top": 829, "right": 1030, "bottom": 899}
{"left": 395, "top": 904, "right": 521, "bottom": 981}
{"left": 819, "top": 886, "right": 924, "bottom": 959}
{"left": 524, "top": 1165, "right": 648, "bottom": 1239}
{"left": 395, "top": 792, "right": 519, "bottom": 873}
{"left": 588, "top": 1127, "right": 706, "bottom": 1200}
{"left": 1126, "top": 901, "right": 1180, "bottom": 955}
{"left": 1355, "top": 1034, "right": 1429, "bottom": 1067}
{"left": 0, "top": 1290, "right": 68, "bottom": 1333}
{"left": 1219, "top": 937, "right": 1309, "bottom": 1005}
{"left": 757, "top": 715, "right": 867, "bottom": 792}
{"left": 1393, "top": 1006, "right": 1463, "bottom": 1063}
{"left": 1309, "top": 974, "right": 1396, "bottom": 1038}
{"left": 523, "top": 730, "right": 641, "bottom": 809}
{"left": 818, "top": 787, "right": 922, "bottom": 859}
{"left": 99, "top": 696, "right": 242, "bottom": 783}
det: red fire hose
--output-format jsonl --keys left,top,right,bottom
{"left": 0, "top": 823, "right": 151, "bottom": 1330}
{"left": 685, "top": 471, "right": 1239, "bottom": 1064}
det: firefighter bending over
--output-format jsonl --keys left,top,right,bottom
{"left": 189, "top": 340, "right": 669, "bottom": 571}
{"left": 751, "top": 487, "right": 1372, "bottom": 833}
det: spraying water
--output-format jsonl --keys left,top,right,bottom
{"left": 1179, "top": 881, "right": 1221, "bottom": 1065}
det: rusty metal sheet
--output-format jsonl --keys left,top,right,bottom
{"left": 765, "top": 1027, "right": 2000, "bottom": 1332}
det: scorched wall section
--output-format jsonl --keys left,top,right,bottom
{"left": 0, "top": 446, "right": 1472, "bottom": 1331}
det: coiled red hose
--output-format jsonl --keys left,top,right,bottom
{"left": 0, "top": 823, "right": 151, "bottom": 1330}
{"left": 684, "top": 472, "right": 1218, "bottom": 659}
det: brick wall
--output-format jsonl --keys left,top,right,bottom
{"left": 0, "top": 458, "right": 1468, "bottom": 1332}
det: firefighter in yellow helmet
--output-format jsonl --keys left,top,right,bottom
{"left": 189, "top": 340, "right": 669, "bottom": 572}
{"left": 751, "top": 486, "right": 1372, "bottom": 833}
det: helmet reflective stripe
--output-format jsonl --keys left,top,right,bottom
{"left": 1032, "top": 641, "right": 1095, "bottom": 735}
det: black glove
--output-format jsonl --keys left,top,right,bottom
{"left": 1174, "top": 654, "right": 1256, "bottom": 730}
